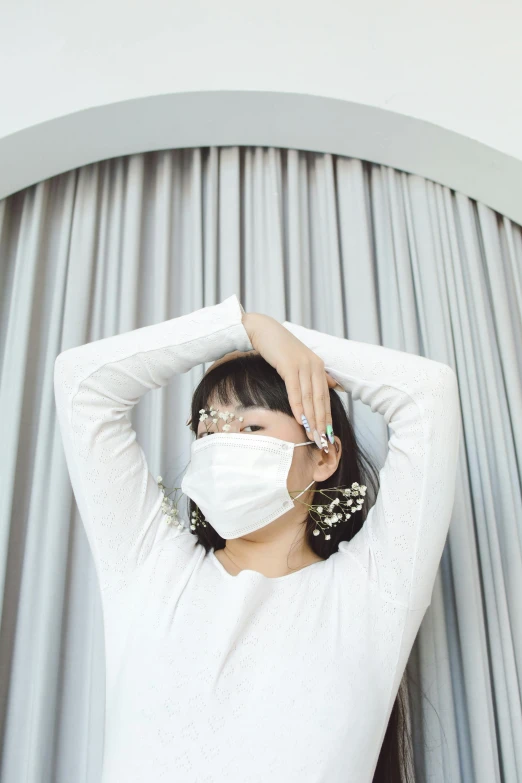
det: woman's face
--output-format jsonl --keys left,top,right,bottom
{"left": 195, "top": 353, "right": 341, "bottom": 537}
{"left": 196, "top": 396, "right": 334, "bottom": 533}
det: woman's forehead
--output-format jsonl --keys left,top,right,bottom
{"left": 203, "top": 401, "right": 265, "bottom": 415}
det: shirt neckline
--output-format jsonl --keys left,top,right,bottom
{"left": 209, "top": 549, "right": 327, "bottom": 582}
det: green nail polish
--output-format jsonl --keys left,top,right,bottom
{"left": 326, "top": 423, "right": 334, "bottom": 444}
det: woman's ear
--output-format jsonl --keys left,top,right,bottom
{"left": 312, "top": 436, "right": 342, "bottom": 483}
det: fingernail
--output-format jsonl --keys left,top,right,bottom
{"left": 326, "top": 423, "right": 335, "bottom": 444}
{"left": 301, "top": 414, "right": 312, "bottom": 434}
{"left": 320, "top": 432, "right": 329, "bottom": 453}
{"left": 313, "top": 429, "right": 322, "bottom": 449}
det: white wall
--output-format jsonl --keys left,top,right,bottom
{"left": 1, "top": 0, "right": 521, "bottom": 223}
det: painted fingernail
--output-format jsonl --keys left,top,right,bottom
{"left": 301, "top": 414, "right": 311, "bottom": 433}
{"left": 326, "top": 423, "right": 335, "bottom": 444}
{"left": 320, "top": 432, "right": 329, "bottom": 453}
{"left": 312, "top": 429, "right": 323, "bottom": 449}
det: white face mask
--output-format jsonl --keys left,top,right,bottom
{"left": 180, "top": 432, "right": 316, "bottom": 539}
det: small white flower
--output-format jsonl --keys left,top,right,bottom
{"left": 333, "top": 498, "right": 340, "bottom": 505}
{"left": 317, "top": 506, "right": 323, "bottom": 513}
{"left": 352, "top": 482, "right": 359, "bottom": 489}
{"left": 223, "top": 424, "right": 231, "bottom": 431}
{"left": 199, "top": 409, "right": 206, "bottom": 414}
{"left": 157, "top": 475, "right": 163, "bottom": 483}
{"left": 325, "top": 534, "right": 331, "bottom": 540}
{"left": 239, "top": 416, "right": 244, "bottom": 422}
{"left": 313, "top": 529, "right": 320, "bottom": 536}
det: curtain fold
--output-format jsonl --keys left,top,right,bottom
{"left": 0, "top": 146, "right": 520, "bottom": 782}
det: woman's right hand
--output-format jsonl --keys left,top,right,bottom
{"left": 241, "top": 312, "right": 342, "bottom": 446}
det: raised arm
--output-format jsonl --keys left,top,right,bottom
{"left": 282, "top": 320, "right": 461, "bottom": 611}
{"left": 54, "top": 294, "right": 253, "bottom": 595}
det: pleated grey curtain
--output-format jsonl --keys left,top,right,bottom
{"left": 0, "top": 146, "right": 521, "bottom": 783}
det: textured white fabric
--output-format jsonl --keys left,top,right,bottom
{"left": 53, "top": 293, "right": 461, "bottom": 783}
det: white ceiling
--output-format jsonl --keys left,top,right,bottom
{"left": 1, "top": 0, "right": 521, "bottom": 224}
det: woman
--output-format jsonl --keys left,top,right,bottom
{"left": 53, "top": 294, "right": 461, "bottom": 782}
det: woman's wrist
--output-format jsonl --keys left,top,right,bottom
{"left": 241, "top": 311, "right": 262, "bottom": 342}
{"left": 241, "top": 312, "right": 283, "bottom": 350}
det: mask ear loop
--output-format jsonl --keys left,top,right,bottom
{"left": 292, "top": 479, "right": 316, "bottom": 501}
{"left": 289, "top": 439, "right": 317, "bottom": 501}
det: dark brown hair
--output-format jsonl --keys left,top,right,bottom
{"left": 182, "top": 352, "right": 417, "bottom": 782}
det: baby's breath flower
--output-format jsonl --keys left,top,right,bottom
{"left": 290, "top": 482, "right": 367, "bottom": 541}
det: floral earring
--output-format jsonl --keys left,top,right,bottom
{"left": 291, "top": 482, "right": 367, "bottom": 540}
{"left": 156, "top": 475, "right": 207, "bottom": 532}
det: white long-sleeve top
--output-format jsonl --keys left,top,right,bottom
{"left": 53, "top": 294, "right": 461, "bottom": 783}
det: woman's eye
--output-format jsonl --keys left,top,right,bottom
{"left": 197, "top": 425, "right": 262, "bottom": 438}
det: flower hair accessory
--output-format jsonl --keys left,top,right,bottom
{"left": 157, "top": 405, "right": 367, "bottom": 538}
{"left": 198, "top": 406, "right": 244, "bottom": 432}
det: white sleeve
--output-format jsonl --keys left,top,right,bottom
{"left": 54, "top": 294, "right": 253, "bottom": 595}
{"left": 282, "top": 320, "right": 461, "bottom": 611}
